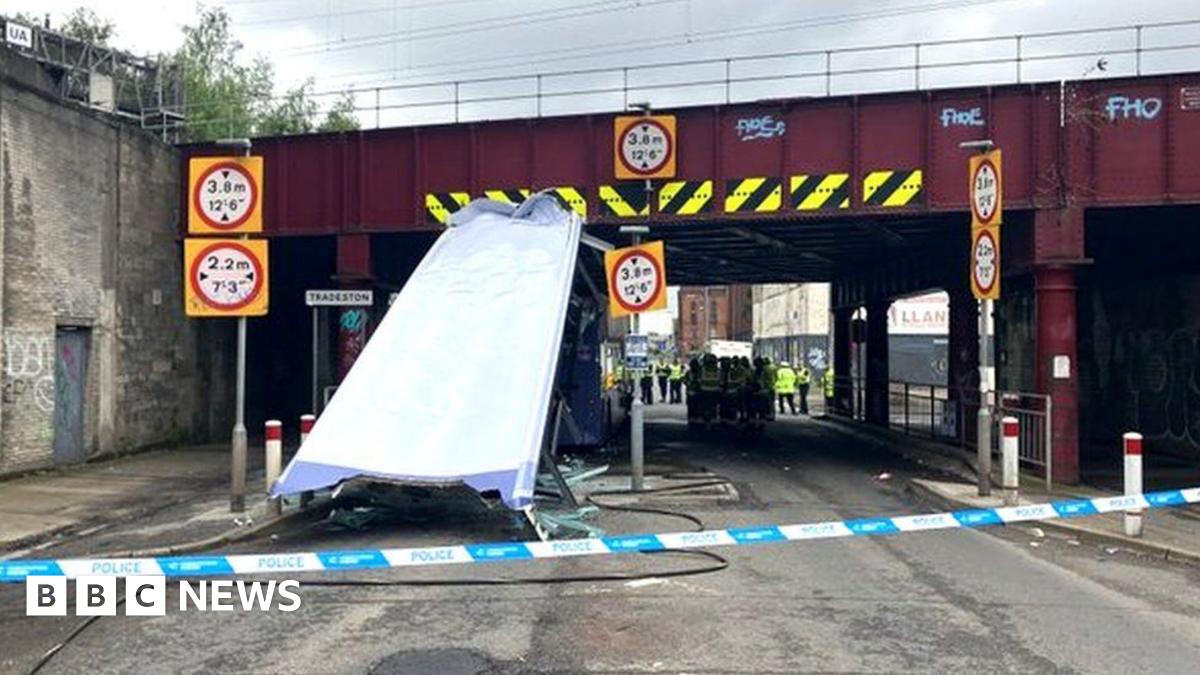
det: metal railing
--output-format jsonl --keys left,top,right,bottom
{"left": 884, "top": 381, "right": 1053, "bottom": 490}
{"left": 145, "top": 18, "right": 1200, "bottom": 136}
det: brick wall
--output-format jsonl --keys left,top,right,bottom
{"left": 0, "top": 67, "right": 233, "bottom": 474}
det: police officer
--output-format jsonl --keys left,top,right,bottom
{"left": 727, "top": 356, "right": 751, "bottom": 422}
{"left": 656, "top": 360, "right": 671, "bottom": 402}
{"left": 775, "top": 361, "right": 798, "bottom": 415}
{"left": 796, "top": 362, "right": 812, "bottom": 415}
{"left": 698, "top": 353, "right": 723, "bottom": 424}
{"left": 668, "top": 360, "right": 685, "bottom": 403}
{"left": 640, "top": 367, "right": 655, "bottom": 404}
{"left": 822, "top": 366, "right": 836, "bottom": 413}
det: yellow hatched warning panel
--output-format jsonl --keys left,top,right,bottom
{"left": 658, "top": 180, "right": 713, "bottom": 215}
{"left": 549, "top": 187, "right": 587, "bottom": 218}
{"left": 483, "top": 188, "right": 530, "bottom": 205}
{"left": 599, "top": 184, "right": 649, "bottom": 218}
{"left": 789, "top": 173, "right": 850, "bottom": 210}
{"left": 862, "top": 169, "right": 923, "bottom": 208}
{"left": 724, "top": 177, "right": 782, "bottom": 213}
{"left": 425, "top": 192, "right": 470, "bottom": 224}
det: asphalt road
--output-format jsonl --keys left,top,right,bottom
{"left": 3, "top": 405, "right": 1200, "bottom": 674}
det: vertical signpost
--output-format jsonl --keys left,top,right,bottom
{"left": 605, "top": 240, "right": 668, "bottom": 491}
{"left": 967, "top": 146, "right": 1002, "bottom": 497}
{"left": 186, "top": 145, "right": 266, "bottom": 512}
{"left": 613, "top": 111, "right": 675, "bottom": 491}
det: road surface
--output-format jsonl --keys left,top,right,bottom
{"left": 2, "top": 404, "right": 1199, "bottom": 674}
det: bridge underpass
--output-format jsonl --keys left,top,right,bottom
{"left": 182, "top": 70, "right": 1200, "bottom": 487}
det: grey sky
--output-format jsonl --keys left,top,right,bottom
{"left": 7, "top": 0, "right": 1199, "bottom": 126}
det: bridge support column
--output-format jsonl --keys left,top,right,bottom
{"left": 1036, "top": 264, "right": 1080, "bottom": 484}
{"left": 336, "top": 234, "right": 374, "bottom": 383}
{"left": 865, "top": 299, "right": 891, "bottom": 426}
{"left": 832, "top": 307, "right": 853, "bottom": 415}
{"left": 948, "top": 284, "right": 980, "bottom": 444}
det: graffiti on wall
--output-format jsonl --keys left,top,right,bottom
{"left": 1097, "top": 328, "right": 1200, "bottom": 449}
{"left": 337, "top": 308, "right": 369, "bottom": 381}
{"left": 2, "top": 333, "right": 54, "bottom": 412}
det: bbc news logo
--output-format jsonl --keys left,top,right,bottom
{"left": 26, "top": 576, "right": 302, "bottom": 616}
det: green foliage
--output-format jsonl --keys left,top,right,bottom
{"left": 172, "top": 8, "right": 359, "bottom": 141}
{"left": 319, "top": 90, "right": 361, "bottom": 133}
{"left": 61, "top": 7, "right": 115, "bottom": 44}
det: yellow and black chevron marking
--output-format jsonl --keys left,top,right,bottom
{"left": 658, "top": 180, "right": 713, "bottom": 215}
{"left": 483, "top": 188, "right": 530, "bottom": 205}
{"left": 724, "top": 177, "right": 782, "bottom": 213}
{"left": 790, "top": 173, "right": 850, "bottom": 210}
{"left": 550, "top": 187, "right": 587, "bottom": 218}
{"left": 599, "top": 184, "right": 648, "bottom": 218}
{"left": 425, "top": 192, "right": 470, "bottom": 224}
{"left": 862, "top": 169, "right": 923, "bottom": 208}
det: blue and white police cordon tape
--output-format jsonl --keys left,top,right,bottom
{"left": 3, "top": 487, "right": 1197, "bottom": 583}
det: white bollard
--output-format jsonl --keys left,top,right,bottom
{"left": 1124, "top": 432, "right": 1143, "bottom": 537}
{"left": 1001, "top": 416, "right": 1019, "bottom": 506}
{"left": 265, "top": 420, "right": 283, "bottom": 517}
{"left": 299, "top": 414, "right": 315, "bottom": 507}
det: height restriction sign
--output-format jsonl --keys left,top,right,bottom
{"left": 970, "top": 225, "right": 1000, "bottom": 300}
{"left": 969, "top": 148, "right": 1002, "bottom": 228}
{"left": 184, "top": 238, "right": 269, "bottom": 316}
{"left": 188, "top": 156, "right": 264, "bottom": 234}
{"left": 604, "top": 240, "right": 667, "bottom": 318}
{"left": 614, "top": 115, "right": 676, "bottom": 180}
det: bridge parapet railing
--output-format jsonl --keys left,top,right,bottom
{"left": 148, "top": 19, "right": 1200, "bottom": 136}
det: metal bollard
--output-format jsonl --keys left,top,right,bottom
{"left": 299, "top": 414, "right": 315, "bottom": 507}
{"left": 1001, "top": 416, "right": 1019, "bottom": 506}
{"left": 1124, "top": 432, "right": 1143, "bottom": 537}
{"left": 265, "top": 420, "right": 283, "bottom": 517}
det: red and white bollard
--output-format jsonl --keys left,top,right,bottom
{"left": 299, "top": 414, "right": 316, "bottom": 507}
{"left": 265, "top": 420, "right": 283, "bottom": 517}
{"left": 1001, "top": 416, "right": 1020, "bottom": 506}
{"left": 1124, "top": 432, "right": 1143, "bottom": 537}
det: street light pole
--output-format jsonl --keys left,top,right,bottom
{"left": 216, "top": 137, "right": 252, "bottom": 512}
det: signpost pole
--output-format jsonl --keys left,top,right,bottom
{"left": 311, "top": 306, "right": 319, "bottom": 414}
{"left": 225, "top": 139, "right": 253, "bottom": 513}
{"left": 962, "top": 140, "right": 1001, "bottom": 498}
{"left": 629, "top": 230, "right": 645, "bottom": 492}
{"left": 977, "top": 298, "right": 992, "bottom": 496}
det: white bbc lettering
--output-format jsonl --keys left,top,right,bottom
{"left": 125, "top": 576, "right": 167, "bottom": 616}
{"left": 76, "top": 576, "right": 118, "bottom": 616}
{"left": 26, "top": 576, "right": 67, "bottom": 616}
{"left": 210, "top": 580, "right": 236, "bottom": 611}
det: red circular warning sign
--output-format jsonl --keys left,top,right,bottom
{"left": 189, "top": 241, "right": 265, "bottom": 310}
{"left": 617, "top": 118, "right": 674, "bottom": 178}
{"left": 610, "top": 247, "right": 664, "bottom": 313}
{"left": 972, "top": 228, "right": 998, "bottom": 294}
{"left": 192, "top": 161, "right": 260, "bottom": 230}
{"left": 970, "top": 158, "right": 1000, "bottom": 226}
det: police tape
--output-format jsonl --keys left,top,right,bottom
{"left": 3, "top": 487, "right": 1197, "bottom": 583}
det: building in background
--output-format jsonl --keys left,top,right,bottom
{"left": 751, "top": 284, "right": 949, "bottom": 385}
{"left": 677, "top": 285, "right": 753, "bottom": 356}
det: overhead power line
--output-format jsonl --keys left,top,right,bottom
{"left": 279, "top": 0, "right": 1017, "bottom": 89}
{"left": 273, "top": 0, "right": 676, "bottom": 55}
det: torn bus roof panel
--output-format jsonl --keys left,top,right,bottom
{"left": 272, "top": 194, "right": 583, "bottom": 508}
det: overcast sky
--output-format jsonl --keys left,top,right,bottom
{"left": 6, "top": 0, "right": 1199, "bottom": 125}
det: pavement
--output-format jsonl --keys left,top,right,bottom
{"left": 2, "top": 404, "right": 1199, "bottom": 673}
{"left": 0, "top": 444, "right": 308, "bottom": 561}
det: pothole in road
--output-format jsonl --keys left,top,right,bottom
{"left": 369, "top": 648, "right": 501, "bottom": 675}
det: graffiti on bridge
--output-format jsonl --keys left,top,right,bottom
{"left": 1099, "top": 328, "right": 1200, "bottom": 449}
